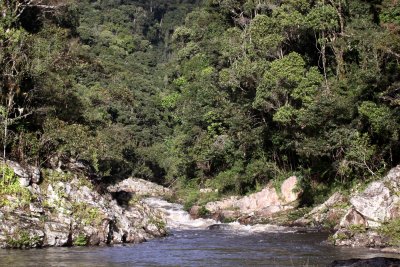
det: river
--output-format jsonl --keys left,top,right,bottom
{"left": 0, "top": 198, "right": 399, "bottom": 266}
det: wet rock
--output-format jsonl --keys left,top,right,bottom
{"left": 44, "top": 221, "right": 71, "bottom": 247}
{"left": 328, "top": 257, "right": 400, "bottom": 267}
{"left": 207, "top": 223, "right": 232, "bottom": 230}
{"left": 332, "top": 228, "right": 388, "bottom": 247}
{"left": 220, "top": 210, "right": 241, "bottom": 221}
{"left": 238, "top": 215, "right": 253, "bottom": 225}
{"left": 189, "top": 205, "right": 201, "bottom": 219}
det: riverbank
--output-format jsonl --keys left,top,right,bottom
{"left": 187, "top": 165, "right": 400, "bottom": 253}
{"left": 2, "top": 157, "right": 400, "bottom": 255}
{"left": 0, "top": 160, "right": 167, "bottom": 248}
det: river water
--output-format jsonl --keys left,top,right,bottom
{"left": 1, "top": 198, "right": 399, "bottom": 267}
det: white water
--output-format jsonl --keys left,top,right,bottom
{"left": 144, "top": 197, "right": 218, "bottom": 230}
{"left": 144, "top": 197, "right": 295, "bottom": 233}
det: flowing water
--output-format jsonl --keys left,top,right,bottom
{"left": 1, "top": 198, "right": 399, "bottom": 267}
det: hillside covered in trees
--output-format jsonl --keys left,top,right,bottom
{"left": 1, "top": 0, "right": 400, "bottom": 206}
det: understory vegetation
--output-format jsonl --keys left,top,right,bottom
{"left": 0, "top": 0, "right": 399, "bottom": 206}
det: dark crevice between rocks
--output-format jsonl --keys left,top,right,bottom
{"left": 106, "top": 221, "right": 114, "bottom": 244}
{"left": 65, "top": 232, "right": 73, "bottom": 247}
{"left": 111, "top": 191, "right": 133, "bottom": 207}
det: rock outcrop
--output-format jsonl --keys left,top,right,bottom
{"left": 108, "top": 177, "right": 172, "bottom": 198}
{"left": 203, "top": 176, "right": 302, "bottom": 222}
{"left": 6, "top": 160, "right": 41, "bottom": 186}
{"left": 332, "top": 165, "right": 400, "bottom": 248}
{"left": 0, "top": 162, "right": 167, "bottom": 249}
{"left": 295, "top": 192, "right": 349, "bottom": 229}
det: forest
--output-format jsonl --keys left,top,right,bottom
{"left": 1, "top": 0, "right": 399, "bottom": 207}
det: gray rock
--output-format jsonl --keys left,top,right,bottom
{"left": 350, "top": 181, "right": 391, "bottom": 227}
{"left": 5, "top": 160, "right": 41, "bottom": 186}
{"left": 339, "top": 208, "right": 367, "bottom": 228}
{"left": 107, "top": 177, "right": 172, "bottom": 198}
{"left": 328, "top": 257, "right": 400, "bottom": 267}
{"left": 0, "top": 170, "right": 167, "bottom": 249}
{"left": 295, "top": 192, "right": 348, "bottom": 228}
{"left": 205, "top": 176, "right": 302, "bottom": 220}
{"left": 44, "top": 221, "right": 71, "bottom": 247}
{"left": 332, "top": 164, "right": 400, "bottom": 249}
{"left": 207, "top": 223, "right": 232, "bottom": 230}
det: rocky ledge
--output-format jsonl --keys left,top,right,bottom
{"left": 108, "top": 177, "right": 172, "bottom": 198}
{"left": 191, "top": 176, "right": 303, "bottom": 223}
{"left": 292, "top": 165, "right": 400, "bottom": 250}
{"left": 0, "top": 161, "right": 167, "bottom": 248}
{"left": 192, "top": 164, "right": 400, "bottom": 253}
{"left": 329, "top": 165, "right": 400, "bottom": 249}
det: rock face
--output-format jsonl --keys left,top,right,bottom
{"left": 0, "top": 162, "right": 167, "bottom": 249}
{"left": 332, "top": 165, "right": 400, "bottom": 248}
{"left": 350, "top": 181, "right": 395, "bottom": 228}
{"left": 6, "top": 160, "right": 41, "bottom": 186}
{"left": 295, "top": 192, "right": 348, "bottom": 228}
{"left": 204, "top": 176, "right": 302, "bottom": 222}
{"left": 108, "top": 177, "right": 172, "bottom": 198}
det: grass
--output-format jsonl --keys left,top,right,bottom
{"left": 6, "top": 230, "right": 42, "bottom": 248}
{"left": 378, "top": 218, "right": 400, "bottom": 246}
{"left": 149, "top": 216, "right": 167, "bottom": 231}
{"left": 71, "top": 202, "right": 102, "bottom": 226}
{"left": 348, "top": 224, "right": 367, "bottom": 234}
{"left": 73, "top": 234, "right": 88, "bottom": 246}
{"left": 0, "top": 165, "right": 32, "bottom": 209}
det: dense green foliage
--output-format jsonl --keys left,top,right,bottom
{"left": 1, "top": 0, "right": 399, "bottom": 205}
{"left": 157, "top": 0, "right": 400, "bottom": 201}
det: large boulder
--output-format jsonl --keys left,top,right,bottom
{"left": 342, "top": 165, "right": 400, "bottom": 228}
{"left": 331, "top": 165, "right": 400, "bottom": 248}
{"left": 281, "top": 176, "right": 300, "bottom": 203}
{"left": 107, "top": 178, "right": 172, "bottom": 198}
{"left": 350, "top": 181, "right": 394, "bottom": 227}
{"left": 205, "top": 176, "right": 302, "bottom": 222}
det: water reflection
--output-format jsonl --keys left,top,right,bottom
{"left": 1, "top": 231, "right": 398, "bottom": 267}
